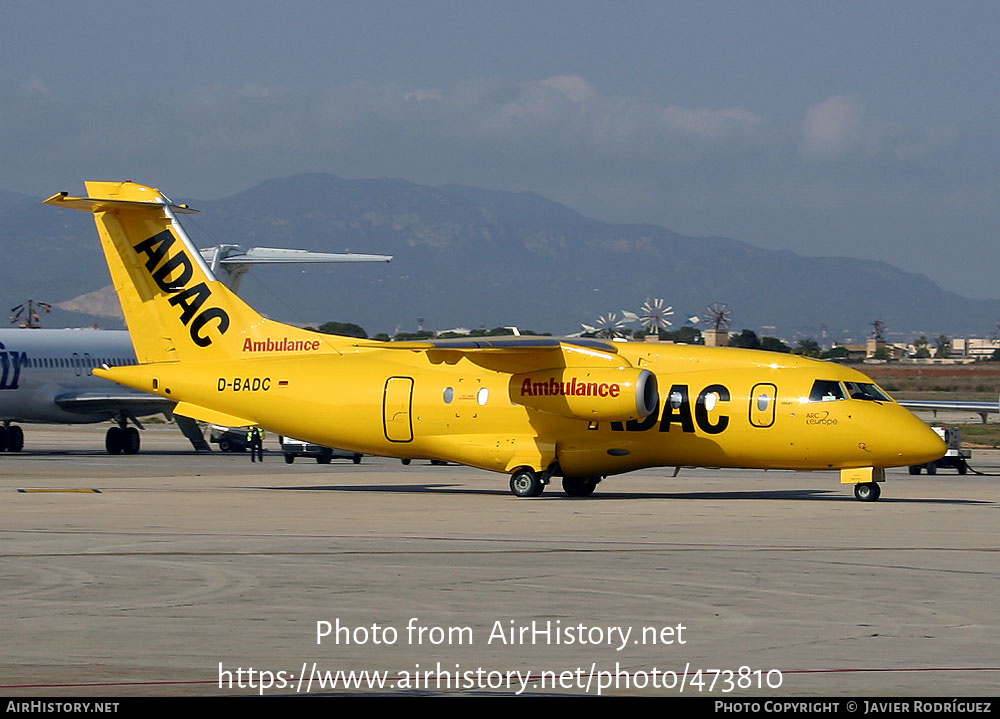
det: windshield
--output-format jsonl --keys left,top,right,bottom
{"left": 808, "top": 380, "right": 846, "bottom": 402}
{"left": 844, "top": 381, "right": 893, "bottom": 402}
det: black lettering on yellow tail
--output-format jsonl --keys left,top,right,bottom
{"left": 133, "top": 231, "right": 230, "bottom": 347}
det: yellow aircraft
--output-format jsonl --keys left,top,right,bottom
{"left": 44, "top": 181, "right": 945, "bottom": 501}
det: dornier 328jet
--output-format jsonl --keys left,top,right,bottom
{"left": 44, "top": 181, "right": 945, "bottom": 501}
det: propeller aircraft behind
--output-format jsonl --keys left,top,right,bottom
{"left": 45, "top": 181, "right": 945, "bottom": 501}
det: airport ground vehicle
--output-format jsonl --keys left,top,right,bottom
{"left": 280, "top": 435, "right": 362, "bottom": 464}
{"left": 208, "top": 425, "right": 256, "bottom": 452}
{"left": 47, "top": 181, "right": 946, "bottom": 501}
{"left": 909, "top": 426, "right": 970, "bottom": 474}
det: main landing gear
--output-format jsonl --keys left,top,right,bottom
{"left": 853, "top": 482, "right": 881, "bottom": 502}
{"left": 509, "top": 468, "right": 545, "bottom": 497}
{"left": 105, "top": 414, "right": 141, "bottom": 455}
{"left": 508, "top": 467, "right": 604, "bottom": 498}
{"left": 561, "top": 475, "right": 600, "bottom": 497}
{"left": 0, "top": 423, "right": 25, "bottom": 452}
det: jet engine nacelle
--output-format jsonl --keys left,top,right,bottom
{"left": 511, "top": 368, "right": 659, "bottom": 422}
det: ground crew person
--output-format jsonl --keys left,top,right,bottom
{"left": 247, "top": 426, "right": 264, "bottom": 462}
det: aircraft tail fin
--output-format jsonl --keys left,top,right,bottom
{"left": 45, "top": 181, "right": 342, "bottom": 364}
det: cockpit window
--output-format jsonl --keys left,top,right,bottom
{"left": 808, "top": 380, "right": 846, "bottom": 402}
{"left": 844, "top": 381, "right": 892, "bottom": 402}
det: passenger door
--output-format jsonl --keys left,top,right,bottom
{"left": 383, "top": 377, "right": 414, "bottom": 442}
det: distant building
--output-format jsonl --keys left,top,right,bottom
{"left": 704, "top": 329, "right": 729, "bottom": 347}
{"left": 950, "top": 337, "right": 1000, "bottom": 359}
{"left": 841, "top": 344, "right": 868, "bottom": 361}
{"left": 865, "top": 338, "right": 905, "bottom": 360}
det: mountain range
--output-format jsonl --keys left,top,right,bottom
{"left": 1, "top": 173, "right": 997, "bottom": 343}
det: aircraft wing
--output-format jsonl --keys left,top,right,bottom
{"left": 53, "top": 391, "right": 174, "bottom": 417}
{"left": 898, "top": 398, "right": 999, "bottom": 415}
{"left": 354, "top": 337, "right": 620, "bottom": 353}
{"left": 209, "top": 248, "right": 392, "bottom": 265}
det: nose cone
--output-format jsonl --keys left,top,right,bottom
{"left": 889, "top": 410, "right": 947, "bottom": 467}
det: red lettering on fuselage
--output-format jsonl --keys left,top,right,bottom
{"left": 520, "top": 377, "right": 621, "bottom": 398}
{"left": 241, "top": 338, "right": 322, "bottom": 352}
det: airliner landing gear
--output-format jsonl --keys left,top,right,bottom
{"left": 562, "top": 475, "right": 601, "bottom": 497}
{"left": 853, "top": 482, "right": 881, "bottom": 502}
{"left": 1, "top": 424, "right": 24, "bottom": 452}
{"left": 124, "top": 427, "right": 140, "bottom": 454}
{"left": 106, "top": 422, "right": 140, "bottom": 455}
{"left": 510, "top": 468, "right": 544, "bottom": 498}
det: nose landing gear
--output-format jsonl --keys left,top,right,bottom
{"left": 853, "top": 482, "right": 881, "bottom": 502}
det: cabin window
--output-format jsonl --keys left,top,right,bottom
{"left": 477, "top": 388, "right": 489, "bottom": 405}
{"left": 844, "top": 382, "right": 892, "bottom": 402}
{"left": 443, "top": 387, "right": 454, "bottom": 404}
{"left": 808, "top": 380, "right": 846, "bottom": 402}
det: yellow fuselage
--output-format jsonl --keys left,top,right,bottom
{"left": 112, "top": 342, "right": 944, "bottom": 478}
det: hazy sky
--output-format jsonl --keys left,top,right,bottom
{"left": 2, "top": 1, "right": 998, "bottom": 298}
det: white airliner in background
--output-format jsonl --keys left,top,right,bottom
{"left": 0, "top": 243, "right": 391, "bottom": 454}
{"left": 0, "top": 327, "right": 155, "bottom": 453}
{"left": 898, "top": 397, "right": 999, "bottom": 423}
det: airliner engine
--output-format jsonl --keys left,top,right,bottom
{"left": 510, "top": 368, "right": 658, "bottom": 422}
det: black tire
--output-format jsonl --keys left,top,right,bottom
{"left": 352, "top": 454, "right": 362, "bottom": 464}
{"left": 908, "top": 465, "right": 921, "bottom": 475}
{"left": 925, "top": 463, "right": 937, "bottom": 475}
{"left": 105, "top": 426, "right": 123, "bottom": 455}
{"left": 219, "top": 438, "right": 232, "bottom": 452}
{"left": 854, "top": 482, "right": 881, "bottom": 502}
{"left": 0, "top": 426, "right": 6, "bottom": 452}
{"left": 401, "top": 458, "right": 411, "bottom": 466}
{"left": 317, "top": 455, "right": 332, "bottom": 464}
{"left": 562, "top": 476, "right": 598, "bottom": 497}
{"left": 7, "top": 425, "right": 23, "bottom": 453}
{"left": 284, "top": 454, "right": 295, "bottom": 464}
{"left": 509, "top": 468, "right": 543, "bottom": 498}
{"left": 123, "top": 427, "right": 140, "bottom": 455}
{"left": 957, "top": 460, "right": 968, "bottom": 475}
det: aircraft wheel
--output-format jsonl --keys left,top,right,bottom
{"left": 106, "top": 427, "right": 124, "bottom": 455}
{"left": 353, "top": 454, "right": 362, "bottom": 464}
{"left": 562, "top": 476, "right": 598, "bottom": 497}
{"left": 316, "top": 455, "right": 332, "bottom": 464}
{"left": 957, "top": 460, "right": 968, "bottom": 475}
{"left": 908, "top": 465, "right": 921, "bottom": 475}
{"left": 510, "top": 468, "right": 543, "bottom": 498}
{"left": 7, "top": 425, "right": 23, "bottom": 453}
{"left": 284, "top": 454, "right": 295, "bottom": 464}
{"left": 219, "top": 439, "right": 232, "bottom": 452}
{"left": 0, "top": 426, "right": 6, "bottom": 451}
{"left": 123, "top": 427, "right": 140, "bottom": 455}
{"left": 925, "top": 463, "right": 937, "bottom": 475}
{"left": 853, "top": 482, "right": 881, "bottom": 502}
{"left": 401, "top": 459, "right": 411, "bottom": 466}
